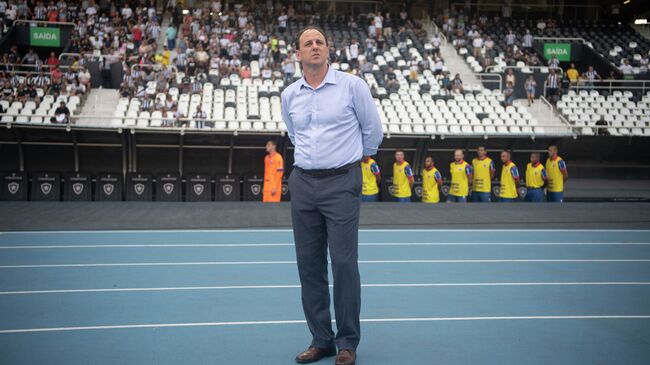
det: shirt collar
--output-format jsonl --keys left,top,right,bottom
{"left": 297, "top": 64, "right": 337, "bottom": 91}
{"left": 532, "top": 161, "right": 540, "bottom": 167}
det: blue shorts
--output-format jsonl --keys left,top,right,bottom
{"left": 395, "top": 196, "right": 411, "bottom": 203}
{"left": 526, "top": 188, "right": 545, "bottom": 202}
{"left": 472, "top": 192, "right": 491, "bottom": 202}
{"left": 547, "top": 191, "right": 564, "bottom": 202}
{"left": 500, "top": 197, "right": 517, "bottom": 202}
{"left": 361, "top": 194, "right": 379, "bottom": 202}
{"left": 446, "top": 195, "right": 467, "bottom": 203}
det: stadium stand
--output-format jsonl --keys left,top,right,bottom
{"left": 0, "top": 1, "right": 649, "bottom": 203}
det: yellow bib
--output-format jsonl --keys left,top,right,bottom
{"left": 392, "top": 162, "right": 412, "bottom": 198}
{"left": 545, "top": 157, "right": 565, "bottom": 192}
{"left": 526, "top": 163, "right": 545, "bottom": 188}
{"left": 500, "top": 162, "right": 519, "bottom": 199}
{"left": 421, "top": 167, "right": 441, "bottom": 203}
{"left": 472, "top": 157, "right": 493, "bottom": 193}
{"left": 361, "top": 158, "right": 380, "bottom": 195}
{"left": 449, "top": 161, "right": 470, "bottom": 197}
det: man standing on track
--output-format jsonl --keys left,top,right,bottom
{"left": 499, "top": 150, "right": 520, "bottom": 202}
{"left": 546, "top": 145, "right": 568, "bottom": 202}
{"left": 448, "top": 149, "right": 472, "bottom": 203}
{"left": 525, "top": 152, "right": 547, "bottom": 202}
{"left": 392, "top": 149, "right": 414, "bottom": 202}
{"left": 471, "top": 146, "right": 495, "bottom": 202}
{"left": 421, "top": 156, "right": 444, "bottom": 203}
{"left": 281, "top": 26, "right": 383, "bottom": 365}
{"left": 262, "top": 140, "right": 284, "bottom": 202}
{"left": 361, "top": 155, "right": 381, "bottom": 202}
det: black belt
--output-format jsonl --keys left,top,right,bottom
{"left": 296, "top": 161, "right": 360, "bottom": 178}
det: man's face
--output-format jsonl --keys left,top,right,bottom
{"left": 531, "top": 154, "right": 539, "bottom": 164}
{"left": 265, "top": 141, "right": 276, "bottom": 153}
{"left": 454, "top": 150, "right": 463, "bottom": 162}
{"left": 477, "top": 147, "right": 486, "bottom": 158}
{"left": 424, "top": 157, "right": 433, "bottom": 168}
{"left": 548, "top": 146, "right": 557, "bottom": 157}
{"left": 297, "top": 29, "right": 327, "bottom": 68}
{"left": 501, "top": 152, "right": 509, "bottom": 164}
{"left": 395, "top": 151, "right": 404, "bottom": 162}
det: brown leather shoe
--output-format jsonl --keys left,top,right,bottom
{"left": 335, "top": 349, "right": 356, "bottom": 365}
{"left": 295, "top": 347, "right": 337, "bottom": 364}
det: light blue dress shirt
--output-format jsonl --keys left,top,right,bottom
{"left": 281, "top": 66, "right": 383, "bottom": 170}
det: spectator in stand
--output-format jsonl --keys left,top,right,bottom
{"left": 440, "top": 71, "right": 451, "bottom": 91}
{"left": 193, "top": 105, "right": 207, "bottom": 129}
{"left": 282, "top": 55, "right": 295, "bottom": 83}
{"left": 522, "top": 30, "right": 533, "bottom": 49}
{"left": 595, "top": 117, "right": 610, "bottom": 136}
{"left": 619, "top": 59, "right": 634, "bottom": 79}
{"left": 471, "top": 33, "right": 483, "bottom": 58}
{"left": 452, "top": 73, "right": 464, "bottom": 93}
{"left": 505, "top": 69, "right": 516, "bottom": 87}
{"left": 240, "top": 65, "right": 251, "bottom": 79}
{"left": 505, "top": 29, "right": 516, "bottom": 47}
{"left": 408, "top": 57, "right": 419, "bottom": 81}
{"left": 639, "top": 55, "right": 648, "bottom": 73}
{"left": 547, "top": 54, "right": 560, "bottom": 69}
{"left": 582, "top": 66, "right": 601, "bottom": 91}
{"left": 565, "top": 63, "right": 579, "bottom": 88}
{"left": 525, "top": 75, "right": 537, "bottom": 106}
{"left": 51, "top": 101, "right": 70, "bottom": 124}
{"left": 545, "top": 69, "right": 560, "bottom": 104}
{"left": 383, "top": 13, "right": 393, "bottom": 37}
{"left": 504, "top": 81, "right": 515, "bottom": 106}
{"left": 46, "top": 52, "right": 59, "bottom": 67}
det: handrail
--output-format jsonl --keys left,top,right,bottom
{"left": 484, "top": 65, "right": 564, "bottom": 74}
{"left": 0, "top": 112, "right": 576, "bottom": 130}
{"left": 533, "top": 36, "right": 589, "bottom": 45}
{"left": 569, "top": 79, "right": 650, "bottom": 95}
{"left": 131, "top": 63, "right": 178, "bottom": 74}
{"left": 13, "top": 19, "right": 76, "bottom": 27}
{"left": 540, "top": 95, "right": 577, "bottom": 135}
{"left": 0, "top": 63, "right": 77, "bottom": 72}
{"left": 449, "top": 2, "right": 599, "bottom": 10}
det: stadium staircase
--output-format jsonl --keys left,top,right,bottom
{"left": 424, "top": 20, "right": 569, "bottom": 135}
{"left": 76, "top": 89, "right": 121, "bottom": 127}
{"left": 423, "top": 21, "right": 482, "bottom": 88}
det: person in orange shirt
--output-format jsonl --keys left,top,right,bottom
{"left": 263, "top": 140, "right": 284, "bottom": 202}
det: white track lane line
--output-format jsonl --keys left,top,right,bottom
{"left": 2, "top": 228, "right": 649, "bottom": 234}
{"left": 2, "top": 241, "right": 650, "bottom": 249}
{"left": 2, "top": 282, "right": 650, "bottom": 295}
{"left": 1, "top": 258, "right": 650, "bottom": 269}
{"left": 1, "top": 315, "right": 649, "bottom": 334}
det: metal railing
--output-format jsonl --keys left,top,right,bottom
{"left": 533, "top": 36, "right": 589, "bottom": 45}
{"left": 484, "top": 65, "right": 564, "bottom": 74}
{"left": 13, "top": 19, "right": 76, "bottom": 27}
{"left": 0, "top": 111, "right": 577, "bottom": 137}
{"left": 568, "top": 79, "right": 650, "bottom": 95}
{"left": 449, "top": 2, "right": 601, "bottom": 20}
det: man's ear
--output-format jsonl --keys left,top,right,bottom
{"left": 295, "top": 51, "right": 301, "bottom": 62}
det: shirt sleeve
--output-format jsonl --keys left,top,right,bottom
{"left": 465, "top": 165, "right": 473, "bottom": 175}
{"left": 404, "top": 165, "right": 414, "bottom": 177}
{"left": 558, "top": 160, "right": 567, "bottom": 171}
{"left": 541, "top": 168, "right": 548, "bottom": 180}
{"left": 370, "top": 162, "right": 380, "bottom": 175}
{"left": 511, "top": 166, "right": 520, "bottom": 179}
{"left": 351, "top": 78, "right": 383, "bottom": 156}
{"left": 280, "top": 93, "right": 295, "bottom": 146}
{"left": 434, "top": 171, "right": 442, "bottom": 180}
{"left": 489, "top": 160, "right": 495, "bottom": 171}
